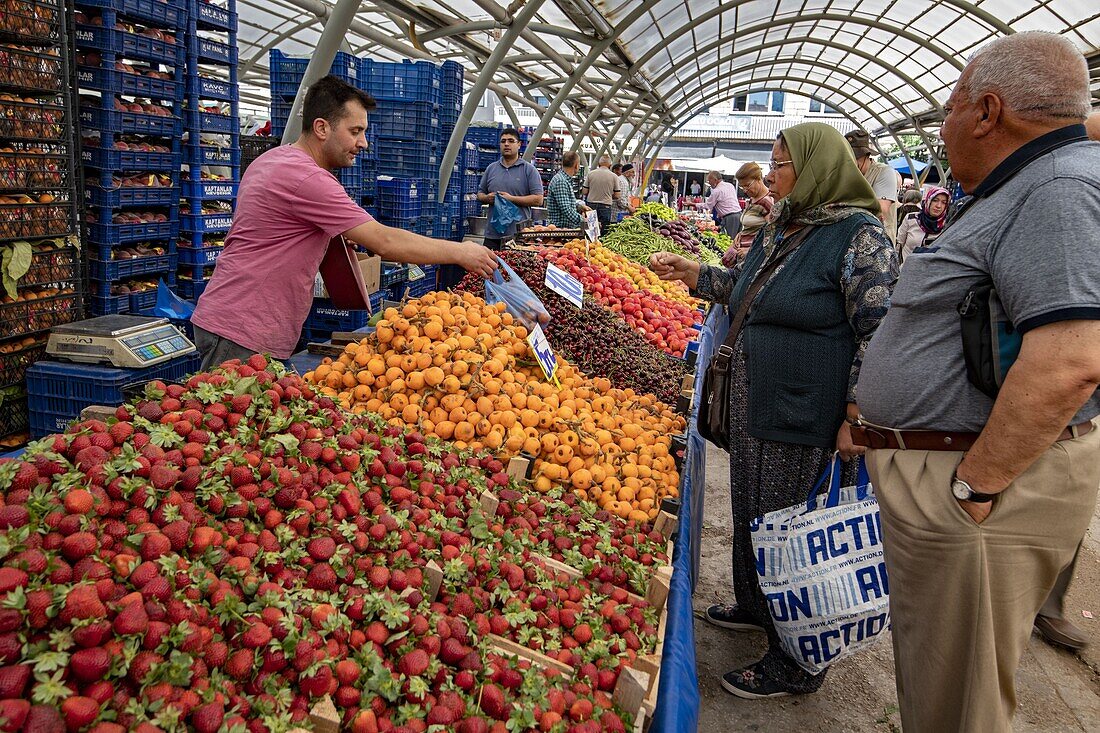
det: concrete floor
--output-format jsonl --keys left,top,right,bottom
{"left": 694, "top": 441, "right": 1100, "bottom": 732}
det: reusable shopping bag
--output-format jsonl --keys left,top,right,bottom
{"left": 484, "top": 258, "right": 550, "bottom": 331}
{"left": 489, "top": 195, "right": 524, "bottom": 235}
{"left": 750, "top": 455, "right": 889, "bottom": 674}
{"left": 153, "top": 278, "right": 195, "bottom": 320}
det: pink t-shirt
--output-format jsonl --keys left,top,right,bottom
{"left": 192, "top": 146, "right": 372, "bottom": 358}
{"left": 705, "top": 180, "right": 742, "bottom": 218}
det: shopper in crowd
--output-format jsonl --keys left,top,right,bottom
{"left": 704, "top": 171, "right": 743, "bottom": 238}
{"left": 690, "top": 179, "right": 702, "bottom": 196}
{"left": 845, "top": 130, "right": 899, "bottom": 244}
{"left": 622, "top": 164, "right": 637, "bottom": 200}
{"left": 895, "top": 188, "right": 922, "bottom": 225}
{"left": 661, "top": 174, "right": 679, "bottom": 206}
{"left": 582, "top": 155, "right": 621, "bottom": 229}
{"left": 721, "top": 161, "right": 773, "bottom": 266}
{"left": 614, "top": 163, "right": 635, "bottom": 217}
{"left": 895, "top": 186, "right": 949, "bottom": 263}
{"left": 191, "top": 76, "right": 497, "bottom": 370}
{"left": 1026, "top": 106, "right": 1100, "bottom": 654}
{"left": 855, "top": 32, "right": 1100, "bottom": 732}
{"left": 546, "top": 151, "right": 587, "bottom": 229}
{"left": 650, "top": 122, "right": 898, "bottom": 699}
{"left": 477, "top": 127, "right": 545, "bottom": 250}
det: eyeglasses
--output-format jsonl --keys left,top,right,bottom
{"left": 769, "top": 159, "right": 794, "bottom": 169}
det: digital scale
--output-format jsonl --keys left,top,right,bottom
{"left": 47, "top": 315, "right": 196, "bottom": 368}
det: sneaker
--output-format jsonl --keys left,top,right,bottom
{"left": 704, "top": 604, "right": 764, "bottom": 632}
{"left": 1035, "top": 614, "right": 1089, "bottom": 651}
{"left": 720, "top": 663, "right": 793, "bottom": 699}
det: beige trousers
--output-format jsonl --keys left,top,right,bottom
{"left": 866, "top": 424, "right": 1100, "bottom": 733}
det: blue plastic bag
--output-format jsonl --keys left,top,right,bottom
{"left": 484, "top": 259, "right": 549, "bottom": 331}
{"left": 153, "top": 278, "right": 195, "bottom": 320}
{"left": 489, "top": 195, "right": 523, "bottom": 235}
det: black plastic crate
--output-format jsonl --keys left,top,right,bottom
{"left": 0, "top": 338, "right": 48, "bottom": 389}
{"left": 0, "top": 291, "right": 81, "bottom": 340}
{"left": 17, "top": 244, "right": 79, "bottom": 289}
{"left": 0, "top": 390, "right": 29, "bottom": 439}
{"left": 0, "top": 0, "right": 63, "bottom": 44}
{"left": 0, "top": 97, "right": 65, "bottom": 141}
{"left": 0, "top": 196, "right": 73, "bottom": 243}
{"left": 0, "top": 145, "right": 69, "bottom": 192}
{"left": 0, "top": 45, "right": 64, "bottom": 95}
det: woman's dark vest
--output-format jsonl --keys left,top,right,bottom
{"left": 728, "top": 212, "right": 878, "bottom": 448}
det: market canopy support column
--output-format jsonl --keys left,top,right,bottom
{"left": 280, "top": 0, "right": 361, "bottom": 143}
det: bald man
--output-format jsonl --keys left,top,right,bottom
{"left": 1034, "top": 106, "right": 1100, "bottom": 652}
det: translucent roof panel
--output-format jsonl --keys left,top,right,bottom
{"left": 228, "top": 0, "right": 1100, "bottom": 144}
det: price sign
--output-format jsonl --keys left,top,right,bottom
{"left": 543, "top": 262, "right": 584, "bottom": 309}
{"left": 408, "top": 264, "right": 426, "bottom": 281}
{"left": 585, "top": 210, "right": 600, "bottom": 242}
{"left": 527, "top": 324, "right": 559, "bottom": 386}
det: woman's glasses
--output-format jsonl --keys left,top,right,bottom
{"left": 769, "top": 159, "right": 794, "bottom": 169}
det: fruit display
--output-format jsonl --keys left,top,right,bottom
{"left": 0, "top": 286, "right": 79, "bottom": 338}
{"left": 0, "top": 194, "right": 69, "bottom": 240}
{"left": 652, "top": 218, "right": 721, "bottom": 266}
{"left": 0, "top": 0, "right": 60, "bottom": 42}
{"left": 599, "top": 217, "right": 697, "bottom": 267}
{"left": 73, "top": 12, "right": 178, "bottom": 45}
{"left": 84, "top": 211, "right": 169, "bottom": 224}
{"left": 109, "top": 243, "right": 169, "bottom": 261}
{"left": 0, "top": 96, "right": 64, "bottom": 141}
{"left": 305, "top": 291, "right": 684, "bottom": 521}
{"left": 541, "top": 246, "right": 702, "bottom": 358}
{"left": 0, "top": 45, "right": 62, "bottom": 94}
{"left": 455, "top": 250, "right": 690, "bottom": 405}
{"left": 560, "top": 239, "right": 700, "bottom": 309}
{"left": 699, "top": 230, "right": 732, "bottom": 257}
{"left": 634, "top": 202, "right": 676, "bottom": 222}
{"left": 106, "top": 278, "right": 158, "bottom": 296}
{"left": 0, "top": 356, "right": 668, "bottom": 731}
{"left": 0, "top": 145, "right": 65, "bottom": 191}
{"left": 15, "top": 240, "right": 77, "bottom": 288}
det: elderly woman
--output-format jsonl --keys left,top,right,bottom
{"left": 651, "top": 122, "right": 898, "bottom": 698}
{"left": 896, "top": 185, "right": 949, "bottom": 263}
{"left": 722, "top": 162, "right": 774, "bottom": 266}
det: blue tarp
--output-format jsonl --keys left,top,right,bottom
{"left": 887, "top": 157, "right": 928, "bottom": 176}
{"left": 652, "top": 306, "right": 727, "bottom": 733}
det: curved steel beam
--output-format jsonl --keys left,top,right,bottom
{"left": 240, "top": 18, "right": 324, "bottom": 79}
{"left": 436, "top": 0, "right": 550, "bottom": 201}
{"left": 575, "top": 7, "right": 972, "bottom": 157}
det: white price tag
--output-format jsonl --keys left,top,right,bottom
{"left": 543, "top": 262, "right": 584, "bottom": 309}
{"left": 527, "top": 324, "right": 559, "bottom": 385}
{"left": 585, "top": 210, "right": 600, "bottom": 242}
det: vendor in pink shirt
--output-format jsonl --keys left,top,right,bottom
{"left": 191, "top": 76, "right": 498, "bottom": 369}
{"left": 705, "top": 170, "right": 743, "bottom": 237}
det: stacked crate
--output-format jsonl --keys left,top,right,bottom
{"left": 178, "top": 0, "right": 238, "bottom": 302}
{"left": 0, "top": 0, "right": 85, "bottom": 444}
{"left": 74, "top": 0, "right": 184, "bottom": 316}
{"left": 267, "top": 49, "right": 362, "bottom": 199}
{"left": 240, "top": 133, "right": 278, "bottom": 174}
{"left": 533, "top": 136, "right": 563, "bottom": 197}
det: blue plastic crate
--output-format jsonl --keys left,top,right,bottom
{"left": 87, "top": 218, "right": 179, "bottom": 245}
{"left": 90, "top": 274, "right": 169, "bottom": 298}
{"left": 371, "top": 101, "right": 440, "bottom": 141}
{"left": 127, "top": 289, "right": 157, "bottom": 312}
{"left": 86, "top": 184, "right": 180, "bottom": 208}
{"left": 190, "top": 0, "right": 236, "bottom": 32}
{"left": 477, "top": 148, "right": 499, "bottom": 169}
{"left": 80, "top": 106, "right": 182, "bottom": 137}
{"left": 375, "top": 177, "right": 435, "bottom": 219}
{"left": 440, "top": 61, "right": 463, "bottom": 97}
{"left": 89, "top": 252, "right": 176, "bottom": 281}
{"left": 269, "top": 49, "right": 357, "bottom": 100}
{"left": 182, "top": 179, "right": 238, "bottom": 200}
{"left": 177, "top": 242, "right": 223, "bottom": 264}
{"left": 92, "top": 241, "right": 173, "bottom": 261}
{"left": 380, "top": 262, "right": 408, "bottom": 288}
{"left": 375, "top": 140, "right": 439, "bottom": 178}
{"left": 184, "top": 109, "right": 237, "bottom": 134}
{"left": 185, "top": 75, "right": 237, "bottom": 103}
{"left": 307, "top": 299, "right": 370, "bottom": 332}
{"left": 181, "top": 212, "right": 232, "bottom": 233}
{"left": 363, "top": 59, "right": 441, "bottom": 104}
{"left": 175, "top": 278, "right": 207, "bottom": 300}
{"left": 81, "top": 145, "right": 180, "bottom": 171}
{"left": 188, "top": 35, "right": 237, "bottom": 66}
{"left": 75, "top": 23, "right": 183, "bottom": 66}
{"left": 75, "top": 0, "right": 187, "bottom": 29}
{"left": 27, "top": 353, "right": 200, "bottom": 437}
{"left": 464, "top": 197, "right": 482, "bottom": 218}
{"left": 177, "top": 261, "right": 215, "bottom": 281}
{"left": 184, "top": 143, "right": 240, "bottom": 167}
{"left": 77, "top": 65, "right": 183, "bottom": 101}
{"left": 89, "top": 293, "right": 130, "bottom": 315}
{"left": 335, "top": 164, "right": 362, "bottom": 197}
{"left": 464, "top": 125, "right": 502, "bottom": 147}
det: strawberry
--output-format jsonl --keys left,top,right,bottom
{"left": 25, "top": 589, "right": 52, "bottom": 630}
{"left": 230, "top": 395, "right": 252, "bottom": 414}
{"left": 478, "top": 683, "right": 509, "bottom": 720}
{"left": 240, "top": 622, "right": 272, "bottom": 649}
{"left": 367, "top": 566, "right": 389, "bottom": 590}
{"left": 24, "top": 704, "right": 64, "bottom": 732}
{"left": 139, "top": 533, "right": 171, "bottom": 561}
{"left": 112, "top": 601, "right": 149, "bottom": 636}
{"left": 127, "top": 651, "right": 161, "bottom": 685}
{"left": 9, "top": 462, "right": 38, "bottom": 493}
{"left": 149, "top": 465, "right": 180, "bottom": 492}
{"left": 306, "top": 563, "right": 337, "bottom": 592}
{"left": 306, "top": 537, "right": 336, "bottom": 562}
{"left": 0, "top": 665, "right": 29, "bottom": 699}
{"left": 572, "top": 623, "right": 593, "bottom": 644}
{"left": 439, "top": 637, "right": 468, "bottom": 666}
{"left": 0, "top": 611, "right": 18, "bottom": 634}
{"left": 88, "top": 432, "right": 115, "bottom": 451}
{"left": 137, "top": 402, "right": 163, "bottom": 422}
{"left": 72, "top": 621, "right": 111, "bottom": 649}
{"left": 60, "top": 696, "right": 99, "bottom": 731}
{"left": 139, "top": 574, "right": 170, "bottom": 603}
{"left": 497, "top": 668, "right": 523, "bottom": 690}
{"left": 298, "top": 665, "right": 332, "bottom": 698}
{"left": 397, "top": 648, "right": 430, "bottom": 677}
{"left": 161, "top": 520, "right": 190, "bottom": 552}
{"left": 189, "top": 702, "right": 224, "bottom": 733}
{"left": 108, "top": 422, "right": 133, "bottom": 445}
{"left": 426, "top": 705, "right": 457, "bottom": 726}
{"left": 60, "top": 532, "right": 98, "bottom": 562}
{"left": 203, "top": 641, "right": 228, "bottom": 670}
{"left": 224, "top": 649, "right": 255, "bottom": 680}
{"left": 61, "top": 585, "right": 107, "bottom": 624}
{"left": 0, "top": 699, "right": 29, "bottom": 732}
{"left": 70, "top": 647, "right": 111, "bottom": 683}
{"left": 0, "top": 569, "right": 26, "bottom": 594}
{"left": 0, "top": 505, "right": 29, "bottom": 530}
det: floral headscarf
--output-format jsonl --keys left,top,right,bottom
{"left": 917, "top": 186, "right": 950, "bottom": 234}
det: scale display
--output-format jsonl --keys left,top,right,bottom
{"left": 47, "top": 315, "right": 196, "bottom": 368}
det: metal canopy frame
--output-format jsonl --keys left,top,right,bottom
{"left": 229, "top": 0, "right": 1100, "bottom": 188}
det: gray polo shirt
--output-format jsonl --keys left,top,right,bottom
{"left": 480, "top": 158, "right": 544, "bottom": 239}
{"left": 859, "top": 127, "right": 1100, "bottom": 432}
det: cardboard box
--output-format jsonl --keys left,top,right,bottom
{"left": 314, "top": 253, "right": 381, "bottom": 299}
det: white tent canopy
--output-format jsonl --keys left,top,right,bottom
{"left": 668, "top": 155, "right": 751, "bottom": 175}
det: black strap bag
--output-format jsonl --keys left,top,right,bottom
{"left": 956, "top": 279, "right": 1021, "bottom": 399}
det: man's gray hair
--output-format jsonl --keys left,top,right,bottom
{"left": 707, "top": 170, "right": 721, "bottom": 183}
{"left": 965, "top": 31, "right": 1090, "bottom": 123}
{"left": 598, "top": 154, "right": 612, "bottom": 166}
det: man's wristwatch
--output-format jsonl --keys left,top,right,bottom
{"left": 951, "top": 471, "right": 997, "bottom": 503}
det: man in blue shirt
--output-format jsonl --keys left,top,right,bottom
{"left": 477, "top": 127, "right": 544, "bottom": 249}
{"left": 546, "top": 151, "right": 586, "bottom": 228}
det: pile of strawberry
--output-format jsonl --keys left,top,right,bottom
{"left": 0, "top": 356, "right": 669, "bottom": 733}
